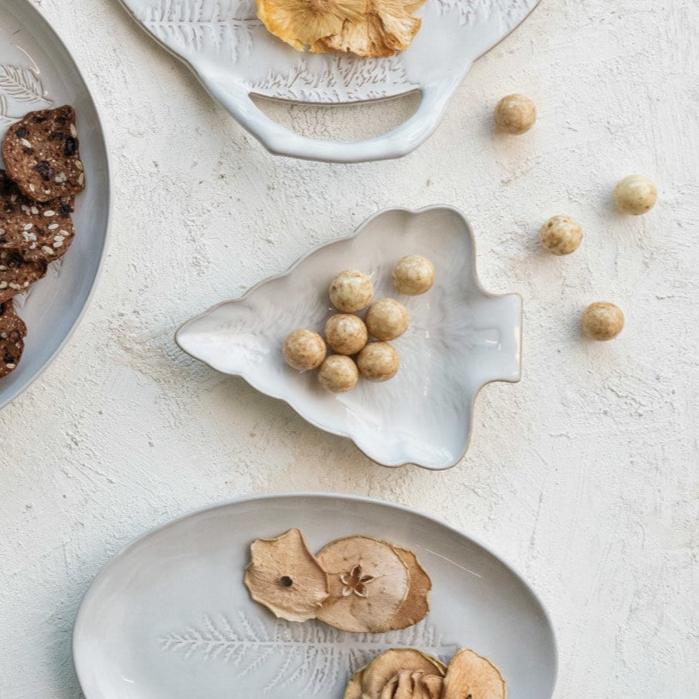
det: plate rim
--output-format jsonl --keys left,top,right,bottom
{"left": 0, "top": 0, "right": 113, "bottom": 411}
{"left": 72, "top": 490, "right": 559, "bottom": 698}
{"left": 175, "top": 205, "right": 524, "bottom": 471}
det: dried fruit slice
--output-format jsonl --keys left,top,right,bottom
{"left": 321, "top": 0, "right": 425, "bottom": 57}
{"left": 343, "top": 673, "right": 363, "bottom": 699}
{"left": 257, "top": 0, "right": 367, "bottom": 52}
{"left": 380, "top": 670, "right": 444, "bottom": 698}
{"left": 244, "top": 528, "right": 329, "bottom": 622}
{"left": 390, "top": 547, "right": 431, "bottom": 630}
{"left": 316, "top": 536, "right": 410, "bottom": 633}
{"left": 442, "top": 648, "right": 507, "bottom": 699}
{"left": 345, "top": 649, "right": 447, "bottom": 699}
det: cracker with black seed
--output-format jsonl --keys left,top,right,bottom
{"left": 0, "top": 170, "right": 75, "bottom": 262}
{"left": 0, "top": 249, "right": 47, "bottom": 303}
{"left": 0, "top": 300, "right": 27, "bottom": 378}
{"left": 2, "top": 105, "right": 85, "bottom": 203}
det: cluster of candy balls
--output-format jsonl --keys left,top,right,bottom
{"left": 282, "top": 256, "right": 434, "bottom": 392}
{"left": 495, "top": 94, "right": 658, "bottom": 341}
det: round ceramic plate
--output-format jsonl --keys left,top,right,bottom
{"left": 74, "top": 493, "right": 557, "bottom": 698}
{"left": 0, "top": 0, "right": 110, "bottom": 411}
{"left": 119, "top": 0, "right": 540, "bottom": 162}
{"left": 177, "top": 207, "right": 522, "bottom": 470}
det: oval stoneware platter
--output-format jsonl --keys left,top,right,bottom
{"left": 74, "top": 494, "right": 558, "bottom": 698}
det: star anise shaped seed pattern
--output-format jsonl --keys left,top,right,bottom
{"left": 340, "top": 564, "right": 375, "bottom": 598}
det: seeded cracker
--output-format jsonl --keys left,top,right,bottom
{"left": 0, "top": 170, "right": 75, "bottom": 262}
{"left": 0, "top": 300, "right": 27, "bottom": 378}
{"left": 0, "top": 249, "right": 46, "bottom": 303}
{"left": 2, "top": 105, "right": 85, "bottom": 203}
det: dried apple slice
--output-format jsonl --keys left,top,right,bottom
{"left": 380, "top": 670, "right": 444, "bottom": 698}
{"left": 442, "top": 648, "right": 507, "bottom": 699}
{"left": 391, "top": 547, "right": 431, "bottom": 630}
{"left": 257, "top": 0, "right": 367, "bottom": 52}
{"left": 362, "top": 650, "right": 446, "bottom": 697}
{"left": 316, "top": 536, "right": 410, "bottom": 632}
{"left": 343, "top": 672, "right": 363, "bottom": 699}
{"left": 243, "top": 528, "right": 329, "bottom": 622}
{"left": 345, "top": 649, "right": 447, "bottom": 699}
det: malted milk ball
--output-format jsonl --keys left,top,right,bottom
{"left": 357, "top": 342, "right": 400, "bottom": 382}
{"left": 282, "top": 329, "right": 326, "bottom": 371}
{"left": 392, "top": 255, "right": 435, "bottom": 295}
{"left": 581, "top": 302, "right": 625, "bottom": 341}
{"left": 318, "top": 355, "right": 359, "bottom": 392}
{"left": 325, "top": 314, "right": 368, "bottom": 355}
{"left": 494, "top": 94, "right": 537, "bottom": 134}
{"left": 366, "top": 298, "right": 409, "bottom": 341}
{"left": 539, "top": 215, "right": 583, "bottom": 255}
{"left": 614, "top": 175, "right": 657, "bottom": 215}
{"left": 329, "top": 271, "right": 374, "bottom": 313}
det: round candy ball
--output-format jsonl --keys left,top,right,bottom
{"left": 494, "top": 94, "right": 537, "bottom": 134}
{"left": 581, "top": 302, "right": 625, "bottom": 341}
{"left": 282, "top": 329, "right": 326, "bottom": 371}
{"left": 614, "top": 175, "right": 657, "bottom": 215}
{"left": 392, "top": 255, "right": 435, "bottom": 295}
{"left": 329, "top": 271, "right": 374, "bottom": 313}
{"left": 366, "top": 298, "right": 409, "bottom": 341}
{"left": 539, "top": 215, "right": 583, "bottom": 255}
{"left": 318, "top": 355, "right": 359, "bottom": 393}
{"left": 325, "top": 314, "right": 368, "bottom": 356}
{"left": 357, "top": 342, "right": 399, "bottom": 382}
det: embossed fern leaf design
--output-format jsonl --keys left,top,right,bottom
{"left": 142, "top": 0, "right": 259, "bottom": 62}
{"left": 160, "top": 612, "right": 455, "bottom": 695}
{"left": 435, "top": 0, "right": 535, "bottom": 26}
{"left": 0, "top": 64, "right": 48, "bottom": 103}
{"left": 251, "top": 57, "right": 416, "bottom": 102}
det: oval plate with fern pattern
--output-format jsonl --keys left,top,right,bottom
{"left": 119, "top": 0, "right": 540, "bottom": 162}
{"left": 74, "top": 493, "right": 558, "bottom": 698}
{"left": 0, "top": 0, "right": 110, "bottom": 410}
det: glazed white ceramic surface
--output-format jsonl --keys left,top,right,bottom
{"left": 74, "top": 493, "right": 557, "bottom": 699}
{"left": 177, "top": 207, "right": 522, "bottom": 470}
{"left": 0, "top": 0, "right": 110, "bottom": 411}
{"left": 119, "top": 0, "right": 540, "bottom": 161}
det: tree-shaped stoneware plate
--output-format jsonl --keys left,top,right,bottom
{"left": 119, "top": 0, "right": 540, "bottom": 162}
{"left": 0, "top": 0, "right": 110, "bottom": 410}
{"left": 74, "top": 494, "right": 558, "bottom": 698}
{"left": 176, "top": 207, "right": 522, "bottom": 470}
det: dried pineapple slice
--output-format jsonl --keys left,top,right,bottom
{"left": 257, "top": 0, "right": 368, "bottom": 51}
{"left": 320, "top": 0, "right": 425, "bottom": 57}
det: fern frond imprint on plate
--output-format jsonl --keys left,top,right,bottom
{"left": 159, "top": 611, "right": 456, "bottom": 694}
{"left": 0, "top": 63, "right": 51, "bottom": 119}
{"left": 140, "top": 0, "right": 260, "bottom": 62}
{"left": 435, "top": 0, "right": 535, "bottom": 27}
{"left": 251, "top": 56, "right": 416, "bottom": 102}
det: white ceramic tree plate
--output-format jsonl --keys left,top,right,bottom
{"left": 177, "top": 207, "right": 522, "bottom": 470}
{"left": 74, "top": 493, "right": 558, "bottom": 698}
{"left": 0, "top": 0, "right": 110, "bottom": 410}
{"left": 119, "top": 0, "right": 540, "bottom": 162}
